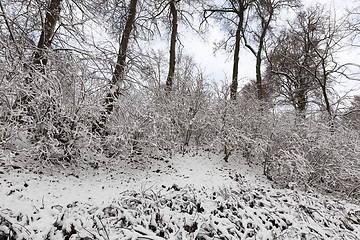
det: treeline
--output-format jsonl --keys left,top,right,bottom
{"left": 1, "top": 0, "right": 360, "bottom": 199}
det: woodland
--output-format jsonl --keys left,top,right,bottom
{"left": 0, "top": 0, "right": 360, "bottom": 240}
{"left": 1, "top": 1, "right": 360, "bottom": 238}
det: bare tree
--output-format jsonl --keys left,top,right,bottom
{"left": 166, "top": 0, "right": 178, "bottom": 91}
{"left": 204, "top": 0, "right": 254, "bottom": 101}
{"left": 105, "top": 0, "right": 138, "bottom": 115}
{"left": 2, "top": 0, "right": 63, "bottom": 108}
{"left": 267, "top": 4, "right": 354, "bottom": 118}
{"left": 266, "top": 27, "right": 318, "bottom": 116}
{"left": 142, "top": 0, "right": 204, "bottom": 92}
{"left": 243, "top": 0, "right": 300, "bottom": 100}
{"left": 297, "top": 5, "right": 352, "bottom": 117}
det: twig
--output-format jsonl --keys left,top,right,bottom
{"left": 95, "top": 216, "right": 110, "bottom": 240}
{"left": 0, "top": 0, "right": 22, "bottom": 56}
{"left": 80, "top": 219, "right": 98, "bottom": 239}
{"left": 348, "top": 185, "right": 360, "bottom": 197}
{"left": 14, "top": 222, "right": 32, "bottom": 237}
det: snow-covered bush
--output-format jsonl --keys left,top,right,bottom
{"left": 104, "top": 72, "right": 214, "bottom": 158}
{"left": 0, "top": 48, "right": 105, "bottom": 165}
{"left": 266, "top": 115, "right": 360, "bottom": 199}
{"left": 1, "top": 31, "right": 359, "bottom": 201}
{"left": 2, "top": 185, "right": 359, "bottom": 240}
{"left": 210, "top": 96, "right": 271, "bottom": 163}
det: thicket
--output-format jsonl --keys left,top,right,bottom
{"left": 1, "top": 0, "right": 360, "bottom": 202}
{"left": 1, "top": 55, "right": 360, "bottom": 201}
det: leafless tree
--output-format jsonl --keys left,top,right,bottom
{"left": 164, "top": 0, "right": 178, "bottom": 91}
{"left": 143, "top": 0, "right": 204, "bottom": 92}
{"left": 33, "top": 0, "right": 62, "bottom": 70}
{"left": 104, "top": 0, "right": 138, "bottom": 115}
{"left": 203, "top": 0, "right": 254, "bottom": 101}
{"left": 243, "top": 0, "right": 300, "bottom": 100}
{"left": 297, "top": 5, "right": 353, "bottom": 117}
{"left": 266, "top": 26, "right": 319, "bottom": 116}
{"left": 268, "top": 4, "right": 354, "bottom": 117}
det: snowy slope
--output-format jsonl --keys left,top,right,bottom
{"left": 1, "top": 150, "right": 360, "bottom": 239}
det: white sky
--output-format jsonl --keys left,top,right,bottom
{"left": 180, "top": 20, "right": 255, "bottom": 87}
{"left": 177, "top": 0, "right": 360, "bottom": 97}
{"left": 89, "top": 0, "right": 359, "bottom": 99}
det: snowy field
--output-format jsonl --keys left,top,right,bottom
{"left": 1, "top": 150, "right": 360, "bottom": 239}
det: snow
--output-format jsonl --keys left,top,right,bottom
{"left": 1, "top": 150, "right": 360, "bottom": 239}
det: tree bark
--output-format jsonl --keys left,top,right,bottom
{"left": 166, "top": 0, "right": 178, "bottom": 92}
{"left": 33, "top": 0, "right": 62, "bottom": 69}
{"left": 230, "top": 19, "right": 242, "bottom": 101}
{"left": 253, "top": 11, "right": 272, "bottom": 101}
{"left": 321, "top": 79, "right": 331, "bottom": 116}
{"left": 255, "top": 46, "right": 263, "bottom": 100}
{"left": 14, "top": 0, "right": 61, "bottom": 108}
{"left": 105, "top": 0, "right": 138, "bottom": 115}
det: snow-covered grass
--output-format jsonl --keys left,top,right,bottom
{"left": 1, "top": 150, "right": 360, "bottom": 239}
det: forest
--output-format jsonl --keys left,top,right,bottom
{"left": 2, "top": 0, "right": 360, "bottom": 198}
{"left": 1, "top": 0, "right": 360, "bottom": 238}
{"left": 0, "top": 0, "right": 360, "bottom": 240}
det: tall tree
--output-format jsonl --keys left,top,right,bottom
{"left": 204, "top": 0, "right": 254, "bottom": 101}
{"left": 269, "top": 5, "right": 353, "bottom": 117}
{"left": 6, "top": 0, "right": 63, "bottom": 108}
{"left": 243, "top": 0, "right": 300, "bottom": 100}
{"left": 166, "top": 0, "right": 178, "bottom": 91}
{"left": 266, "top": 27, "right": 318, "bottom": 116}
{"left": 138, "top": 0, "right": 203, "bottom": 92}
{"left": 105, "top": 0, "right": 138, "bottom": 115}
{"left": 149, "top": 0, "right": 205, "bottom": 90}
{"left": 295, "top": 5, "right": 351, "bottom": 117}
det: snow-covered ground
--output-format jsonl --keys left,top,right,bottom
{"left": 1, "top": 150, "right": 360, "bottom": 239}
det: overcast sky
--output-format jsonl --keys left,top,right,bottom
{"left": 176, "top": 0, "right": 360, "bottom": 96}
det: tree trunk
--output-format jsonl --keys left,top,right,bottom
{"left": 255, "top": 48, "right": 263, "bottom": 100}
{"left": 105, "top": 0, "right": 138, "bottom": 115}
{"left": 255, "top": 13, "right": 272, "bottom": 101}
{"left": 166, "top": 0, "right": 178, "bottom": 92}
{"left": 33, "top": 0, "right": 62, "bottom": 69}
{"left": 322, "top": 82, "right": 331, "bottom": 116}
{"left": 230, "top": 18, "right": 243, "bottom": 101}
{"left": 318, "top": 58, "right": 332, "bottom": 117}
{"left": 296, "top": 76, "right": 307, "bottom": 118}
{"left": 14, "top": 0, "right": 61, "bottom": 109}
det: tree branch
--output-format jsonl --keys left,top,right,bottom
{"left": 0, "top": 0, "right": 22, "bottom": 56}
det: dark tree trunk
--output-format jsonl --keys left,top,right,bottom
{"left": 322, "top": 81, "right": 331, "bottom": 116}
{"left": 230, "top": 20, "right": 242, "bottom": 101}
{"left": 255, "top": 48, "right": 263, "bottom": 100}
{"left": 105, "top": 0, "right": 138, "bottom": 115}
{"left": 320, "top": 60, "right": 332, "bottom": 116}
{"left": 295, "top": 76, "right": 307, "bottom": 117}
{"left": 255, "top": 13, "right": 272, "bottom": 101}
{"left": 166, "top": 0, "right": 178, "bottom": 92}
{"left": 33, "top": 0, "right": 62, "bottom": 69}
{"left": 295, "top": 49, "right": 311, "bottom": 117}
{"left": 14, "top": 0, "right": 61, "bottom": 109}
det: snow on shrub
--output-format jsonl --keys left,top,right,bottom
{"left": 1, "top": 185, "right": 359, "bottom": 240}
